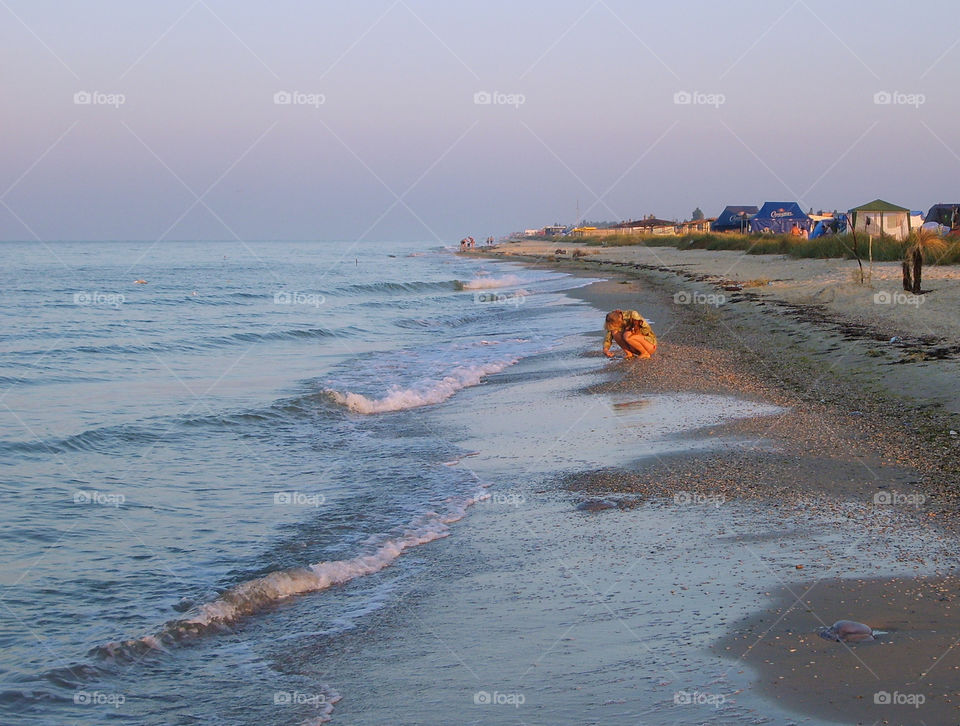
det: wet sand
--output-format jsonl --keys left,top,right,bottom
{"left": 322, "top": 255, "right": 960, "bottom": 725}
{"left": 467, "top": 257, "right": 960, "bottom": 724}
{"left": 715, "top": 576, "right": 960, "bottom": 725}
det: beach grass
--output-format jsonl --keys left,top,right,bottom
{"left": 569, "top": 232, "right": 960, "bottom": 265}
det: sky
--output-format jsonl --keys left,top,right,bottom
{"left": 1, "top": 0, "right": 959, "bottom": 243}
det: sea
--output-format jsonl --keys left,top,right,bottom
{"left": 0, "top": 239, "right": 605, "bottom": 725}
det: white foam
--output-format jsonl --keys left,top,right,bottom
{"left": 325, "top": 360, "right": 516, "bottom": 414}
{"left": 298, "top": 687, "right": 341, "bottom": 725}
{"left": 457, "top": 274, "right": 525, "bottom": 290}
{"left": 185, "top": 489, "right": 490, "bottom": 629}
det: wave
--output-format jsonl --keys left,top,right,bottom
{"left": 8, "top": 326, "right": 341, "bottom": 360}
{"left": 0, "top": 422, "right": 167, "bottom": 456}
{"left": 455, "top": 274, "right": 526, "bottom": 290}
{"left": 324, "top": 360, "right": 516, "bottom": 414}
{"left": 93, "top": 489, "right": 489, "bottom": 660}
{"left": 335, "top": 279, "right": 456, "bottom": 297}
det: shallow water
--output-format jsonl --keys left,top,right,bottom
{"left": 3, "top": 241, "right": 945, "bottom": 725}
{"left": 0, "top": 240, "right": 604, "bottom": 724}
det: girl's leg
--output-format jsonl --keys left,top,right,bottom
{"left": 611, "top": 331, "right": 637, "bottom": 357}
{"left": 623, "top": 332, "right": 656, "bottom": 359}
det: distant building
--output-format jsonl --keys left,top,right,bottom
{"left": 572, "top": 218, "right": 677, "bottom": 237}
{"left": 676, "top": 218, "right": 715, "bottom": 235}
{"left": 542, "top": 225, "right": 567, "bottom": 236}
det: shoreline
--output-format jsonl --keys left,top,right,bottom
{"left": 465, "top": 247, "right": 960, "bottom": 724}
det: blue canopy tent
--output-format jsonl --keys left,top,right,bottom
{"left": 810, "top": 214, "right": 848, "bottom": 238}
{"left": 925, "top": 203, "right": 960, "bottom": 229}
{"left": 711, "top": 205, "right": 758, "bottom": 233}
{"left": 749, "top": 202, "right": 812, "bottom": 234}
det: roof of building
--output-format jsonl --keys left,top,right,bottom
{"left": 849, "top": 199, "right": 911, "bottom": 213}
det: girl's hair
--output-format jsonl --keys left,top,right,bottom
{"left": 605, "top": 310, "right": 624, "bottom": 327}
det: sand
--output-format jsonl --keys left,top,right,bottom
{"left": 474, "top": 239, "right": 960, "bottom": 415}
{"left": 715, "top": 575, "right": 960, "bottom": 725}
{"left": 457, "top": 250, "right": 960, "bottom": 724}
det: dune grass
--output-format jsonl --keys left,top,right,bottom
{"left": 571, "top": 232, "right": 960, "bottom": 265}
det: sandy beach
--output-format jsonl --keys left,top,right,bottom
{"left": 437, "top": 243, "right": 960, "bottom": 724}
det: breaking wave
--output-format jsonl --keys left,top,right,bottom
{"left": 455, "top": 274, "right": 526, "bottom": 290}
{"left": 93, "top": 489, "right": 489, "bottom": 661}
{"left": 324, "top": 360, "right": 517, "bottom": 414}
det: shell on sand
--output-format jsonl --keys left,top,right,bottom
{"left": 818, "top": 620, "right": 875, "bottom": 643}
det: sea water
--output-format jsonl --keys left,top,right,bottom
{"left": 0, "top": 240, "right": 606, "bottom": 724}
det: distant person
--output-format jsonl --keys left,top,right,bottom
{"left": 790, "top": 224, "right": 803, "bottom": 237}
{"left": 952, "top": 206, "right": 959, "bottom": 230}
{"left": 603, "top": 310, "right": 657, "bottom": 359}
{"left": 801, "top": 226, "right": 809, "bottom": 240}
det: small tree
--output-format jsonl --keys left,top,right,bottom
{"left": 903, "top": 229, "right": 948, "bottom": 294}
{"left": 691, "top": 207, "right": 704, "bottom": 221}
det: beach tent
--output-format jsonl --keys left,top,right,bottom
{"left": 924, "top": 203, "right": 960, "bottom": 229}
{"left": 849, "top": 199, "right": 912, "bottom": 241}
{"left": 810, "top": 213, "right": 848, "bottom": 239}
{"left": 711, "top": 205, "right": 758, "bottom": 233}
{"left": 749, "top": 202, "right": 812, "bottom": 234}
